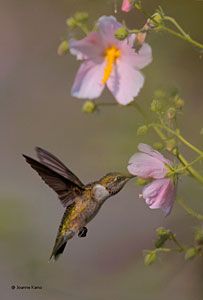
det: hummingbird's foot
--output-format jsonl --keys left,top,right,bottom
{"left": 78, "top": 227, "right": 88, "bottom": 238}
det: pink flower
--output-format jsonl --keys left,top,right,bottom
{"left": 121, "top": 0, "right": 133, "bottom": 12}
{"left": 70, "top": 16, "right": 152, "bottom": 105}
{"left": 128, "top": 143, "right": 172, "bottom": 179}
{"left": 128, "top": 143, "right": 176, "bottom": 215}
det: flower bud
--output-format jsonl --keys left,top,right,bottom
{"left": 154, "top": 89, "right": 166, "bottom": 99}
{"left": 115, "top": 27, "right": 128, "bottom": 40}
{"left": 137, "top": 125, "right": 148, "bottom": 136}
{"left": 155, "top": 227, "right": 171, "bottom": 248}
{"left": 57, "top": 40, "right": 69, "bottom": 56}
{"left": 153, "top": 142, "right": 164, "bottom": 151}
{"left": 167, "top": 107, "right": 176, "bottom": 120}
{"left": 151, "top": 99, "right": 162, "bottom": 112}
{"left": 135, "top": 32, "right": 147, "bottom": 48}
{"left": 82, "top": 101, "right": 96, "bottom": 113}
{"left": 165, "top": 138, "right": 176, "bottom": 152}
{"left": 74, "top": 12, "right": 88, "bottom": 22}
{"left": 174, "top": 96, "right": 184, "bottom": 109}
{"left": 144, "top": 251, "right": 157, "bottom": 266}
{"left": 136, "top": 177, "right": 150, "bottom": 186}
{"left": 66, "top": 17, "right": 77, "bottom": 28}
{"left": 134, "top": 1, "right": 142, "bottom": 10}
{"left": 151, "top": 12, "right": 163, "bottom": 26}
{"left": 185, "top": 247, "right": 198, "bottom": 260}
{"left": 194, "top": 228, "right": 203, "bottom": 245}
{"left": 156, "top": 227, "right": 171, "bottom": 238}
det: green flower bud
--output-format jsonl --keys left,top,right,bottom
{"left": 57, "top": 40, "right": 69, "bottom": 56}
{"left": 174, "top": 96, "right": 185, "bottom": 109}
{"left": 156, "top": 227, "right": 171, "bottom": 238}
{"left": 66, "top": 17, "right": 77, "bottom": 28}
{"left": 151, "top": 99, "right": 162, "bottom": 112}
{"left": 153, "top": 142, "right": 164, "bottom": 151}
{"left": 151, "top": 12, "right": 163, "bottom": 26}
{"left": 167, "top": 107, "right": 176, "bottom": 120}
{"left": 74, "top": 12, "right": 88, "bottom": 22}
{"left": 185, "top": 247, "right": 198, "bottom": 260}
{"left": 137, "top": 125, "right": 148, "bottom": 136}
{"left": 194, "top": 228, "right": 203, "bottom": 245}
{"left": 155, "top": 227, "right": 171, "bottom": 248}
{"left": 134, "top": 1, "right": 142, "bottom": 10}
{"left": 115, "top": 27, "right": 128, "bottom": 40}
{"left": 154, "top": 89, "right": 166, "bottom": 100}
{"left": 144, "top": 251, "right": 157, "bottom": 266}
{"left": 165, "top": 138, "right": 176, "bottom": 152}
{"left": 82, "top": 101, "right": 96, "bottom": 113}
{"left": 136, "top": 177, "right": 150, "bottom": 186}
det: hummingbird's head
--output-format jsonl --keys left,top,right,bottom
{"left": 99, "top": 172, "right": 135, "bottom": 195}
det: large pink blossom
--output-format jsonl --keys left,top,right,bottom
{"left": 128, "top": 143, "right": 176, "bottom": 215}
{"left": 121, "top": 0, "right": 133, "bottom": 12}
{"left": 70, "top": 16, "right": 152, "bottom": 105}
{"left": 128, "top": 143, "right": 172, "bottom": 179}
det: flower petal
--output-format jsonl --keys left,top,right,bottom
{"left": 121, "top": 0, "right": 133, "bottom": 12}
{"left": 106, "top": 61, "right": 144, "bottom": 105}
{"left": 120, "top": 36, "right": 152, "bottom": 70}
{"left": 132, "top": 43, "right": 152, "bottom": 69}
{"left": 69, "top": 32, "right": 104, "bottom": 61}
{"left": 138, "top": 143, "right": 172, "bottom": 166}
{"left": 128, "top": 152, "right": 168, "bottom": 179}
{"left": 71, "top": 60, "right": 105, "bottom": 99}
{"left": 142, "top": 178, "right": 175, "bottom": 216}
{"left": 97, "top": 16, "right": 122, "bottom": 45}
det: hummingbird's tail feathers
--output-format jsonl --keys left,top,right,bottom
{"left": 23, "top": 154, "right": 84, "bottom": 208}
{"left": 49, "top": 230, "right": 75, "bottom": 261}
{"left": 49, "top": 236, "right": 68, "bottom": 262}
{"left": 35, "top": 147, "right": 84, "bottom": 188}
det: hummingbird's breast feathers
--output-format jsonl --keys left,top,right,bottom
{"left": 91, "top": 184, "right": 110, "bottom": 203}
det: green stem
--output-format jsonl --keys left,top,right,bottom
{"left": 170, "top": 234, "right": 185, "bottom": 252}
{"left": 155, "top": 248, "right": 171, "bottom": 253}
{"left": 176, "top": 154, "right": 203, "bottom": 184}
{"left": 161, "top": 25, "right": 203, "bottom": 50}
{"left": 164, "top": 16, "right": 189, "bottom": 37}
{"left": 152, "top": 123, "right": 203, "bottom": 157}
{"left": 178, "top": 198, "right": 203, "bottom": 221}
{"left": 175, "top": 155, "right": 203, "bottom": 174}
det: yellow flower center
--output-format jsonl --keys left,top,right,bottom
{"left": 102, "top": 46, "right": 121, "bottom": 84}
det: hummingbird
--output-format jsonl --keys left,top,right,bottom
{"left": 23, "top": 147, "right": 134, "bottom": 261}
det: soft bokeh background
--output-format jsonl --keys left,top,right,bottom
{"left": 1, "top": 0, "right": 203, "bottom": 299}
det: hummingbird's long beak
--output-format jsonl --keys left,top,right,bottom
{"left": 126, "top": 174, "right": 136, "bottom": 179}
{"left": 122, "top": 174, "right": 136, "bottom": 185}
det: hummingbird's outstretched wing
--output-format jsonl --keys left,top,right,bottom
{"left": 35, "top": 147, "right": 84, "bottom": 187}
{"left": 23, "top": 154, "right": 84, "bottom": 207}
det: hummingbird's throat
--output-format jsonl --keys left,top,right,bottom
{"left": 102, "top": 46, "right": 121, "bottom": 84}
{"left": 92, "top": 184, "right": 110, "bottom": 202}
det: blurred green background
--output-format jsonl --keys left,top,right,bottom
{"left": 1, "top": 0, "right": 203, "bottom": 299}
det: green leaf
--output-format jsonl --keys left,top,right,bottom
{"left": 185, "top": 247, "right": 197, "bottom": 260}
{"left": 144, "top": 251, "right": 157, "bottom": 266}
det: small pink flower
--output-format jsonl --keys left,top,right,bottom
{"left": 70, "top": 16, "right": 152, "bottom": 105}
{"left": 128, "top": 143, "right": 176, "bottom": 215}
{"left": 121, "top": 0, "right": 133, "bottom": 12}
